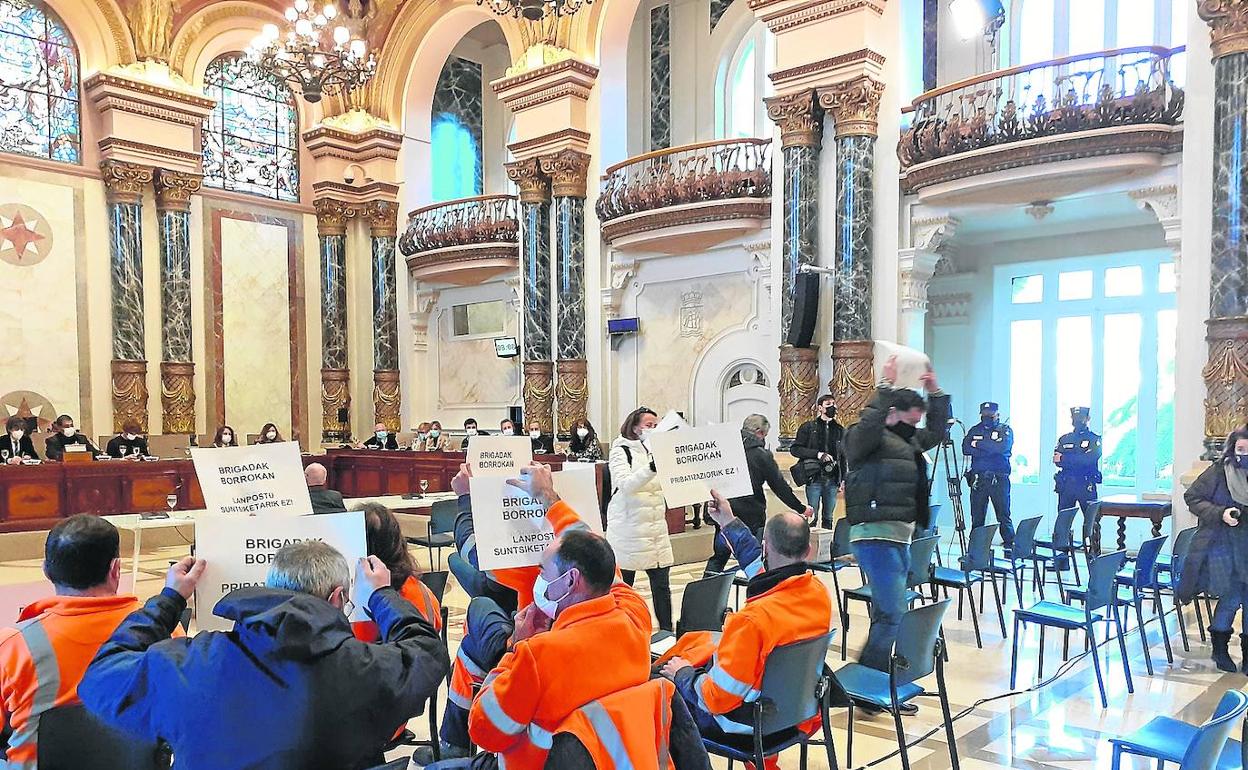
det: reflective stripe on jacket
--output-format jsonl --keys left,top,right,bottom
{"left": 552, "top": 679, "right": 675, "bottom": 770}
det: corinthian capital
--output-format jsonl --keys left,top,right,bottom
{"left": 1200, "top": 0, "right": 1248, "bottom": 58}
{"left": 314, "top": 198, "right": 356, "bottom": 236}
{"left": 818, "top": 75, "right": 887, "bottom": 138}
{"left": 505, "top": 158, "right": 551, "bottom": 205}
{"left": 100, "top": 160, "right": 154, "bottom": 204}
{"left": 538, "top": 150, "right": 592, "bottom": 199}
{"left": 153, "top": 169, "right": 202, "bottom": 212}
{"left": 363, "top": 200, "right": 399, "bottom": 237}
{"left": 764, "top": 90, "right": 823, "bottom": 149}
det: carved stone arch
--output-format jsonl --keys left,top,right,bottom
{"left": 170, "top": 2, "right": 285, "bottom": 85}
{"left": 45, "top": 0, "right": 135, "bottom": 72}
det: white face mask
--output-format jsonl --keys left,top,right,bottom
{"left": 266, "top": 430, "right": 277, "bottom": 440}
{"left": 576, "top": 428, "right": 589, "bottom": 438}
{"left": 222, "top": 433, "right": 233, "bottom": 443}
{"left": 529, "top": 430, "right": 541, "bottom": 439}
{"left": 10, "top": 430, "right": 23, "bottom": 441}
{"left": 466, "top": 428, "right": 478, "bottom": 436}
{"left": 502, "top": 428, "right": 514, "bottom": 436}
{"left": 532, "top": 569, "right": 573, "bottom": 620}
{"left": 62, "top": 426, "right": 76, "bottom": 438}
{"left": 124, "top": 433, "right": 137, "bottom": 441}
{"left": 639, "top": 427, "right": 654, "bottom": 442}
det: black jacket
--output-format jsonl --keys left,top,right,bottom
{"left": 790, "top": 418, "right": 845, "bottom": 483}
{"left": 106, "top": 435, "right": 150, "bottom": 458}
{"left": 531, "top": 435, "right": 554, "bottom": 455}
{"left": 0, "top": 434, "right": 37, "bottom": 461}
{"left": 843, "top": 387, "right": 951, "bottom": 528}
{"left": 363, "top": 434, "right": 399, "bottom": 450}
{"left": 729, "top": 430, "right": 806, "bottom": 531}
{"left": 44, "top": 432, "right": 97, "bottom": 461}
{"left": 1180, "top": 462, "right": 1248, "bottom": 601}
{"left": 79, "top": 586, "right": 449, "bottom": 770}
{"left": 308, "top": 486, "right": 347, "bottom": 515}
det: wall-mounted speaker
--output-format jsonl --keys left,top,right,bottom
{"left": 786, "top": 271, "right": 820, "bottom": 348}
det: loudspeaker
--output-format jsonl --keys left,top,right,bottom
{"left": 336, "top": 407, "right": 349, "bottom": 423}
{"left": 786, "top": 271, "right": 820, "bottom": 348}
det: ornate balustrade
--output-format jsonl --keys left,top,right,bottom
{"left": 399, "top": 194, "right": 519, "bottom": 283}
{"left": 899, "top": 46, "right": 1185, "bottom": 192}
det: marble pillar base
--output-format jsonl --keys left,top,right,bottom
{"left": 160, "top": 361, "right": 195, "bottom": 435}
{"left": 523, "top": 360, "right": 555, "bottom": 435}
{"left": 373, "top": 369, "right": 401, "bottom": 433}
{"left": 1201, "top": 316, "right": 1248, "bottom": 458}
{"left": 831, "top": 340, "right": 875, "bottom": 427}
{"left": 556, "top": 359, "right": 589, "bottom": 439}
{"left": 111, "top": 359, "right": 149, "bottom": 433}
{"left": 778, "top": 346, "right": 819, "bottom": 440}
{"left": 321, "top": 368, "right": 350, "bottom": 443}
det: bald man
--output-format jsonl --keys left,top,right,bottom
{"left": 305, "top": 463, "right": 346, "bottom": 515}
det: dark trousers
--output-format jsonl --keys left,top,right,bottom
{"left": 970, "top": 472, "right": 1014, "bottom": 547}
{"left": 704, "top": 524, "right": 763, "bottom": 577}
{"left": 621, "top": 567, "right": 674, "bottom": 631}
{"left": 1058, "top": 487, "right": 1098, "bottom": 544}
{"left": 441, "top": 597, "right": 514, "bottom": 749}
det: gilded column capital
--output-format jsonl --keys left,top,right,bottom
{"left": 363, "top": 200, "right": 399, "bottom": 237}
{"left": 817, "top": 75, "right": 887, "bottom": 138}
{"left": 1200, "top": 0, "right": 1248, "bottom": 58}
{"left": 314, "top": 198, "right": 356, "bottom": 236}
{"left": 153, "top": 169, "right": 202, "bottom": 212}
{"left": 506, "top": 159, "right": 551, "bottom": 205}
{"left": 764, "top": 90, "right": 824, "bottom": 149}
{"left": 100, "top": 160, "right": 154, "bottom": 204}
{"left": 538, "top": 149, "right": 592, "bottom": 199}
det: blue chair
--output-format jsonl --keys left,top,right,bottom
{"left": 409, "top": 499, "right": 457, "bottom": 569}
{"left": 1035, "top": 507, "right": 1084, "bottom": 584}
{"left": 841, "top": 535, "right": 939, "bottom": 661}
{"left": 932, "top": 524, "right": 1007, "bottom": 648}
{"left": 1010, "top": 550, "right": 1133, "bottom": 708}
{"left": 1067, "top": 535, "right": 1168, "bottom": 675}
{"left": 989, "top": 516, "right": 1047, "bottom": 606}
{"left": 1108, "top": 687, "right": 1248, "bottom": 769}
{"left": 834, "top": 600, "right": 957, "bottom": 770}
{"left": 1155, "top": 527, "right": 1199, "bottom": 656}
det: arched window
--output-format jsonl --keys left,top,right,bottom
{"left": 0, "top": 0, "right": 80, "bottom": 163}
{"left": 431, "top": 55, "right": 483, "bottom": 202}
{"left": 717, "top": 23, "right": 772, "bottom": 140}
{"left": 202, "top": 54, "right": 299, "bottom": 202}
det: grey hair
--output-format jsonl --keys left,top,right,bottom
{"left": 742, "top": 414, "right": 770, "bottom": 434}
{"left": 266, "top": 540, "right": 351, "bottom": 599}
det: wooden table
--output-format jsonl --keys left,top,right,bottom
{"left": 1090, "top": 494, "right": 1173, "bottom": 556}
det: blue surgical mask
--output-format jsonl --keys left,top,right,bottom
{"left": 532, "top": 569, "right": 573, "bottom": 620}
{"left": 1236, "top": 453, "right": 1248, "bottom": 470}
{"left": 429, "top": 429, "right": 440, "bottom": 438}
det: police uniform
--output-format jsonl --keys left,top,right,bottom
{"left": 962, "top": 401, "right": 1015, "bottom": 547}
{"left": 1054, "top": 406, "right": 1102, "bottom": 535}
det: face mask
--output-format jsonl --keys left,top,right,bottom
{"left": 266, "top": 431, "right": 277, "bottom": 440}
{"left": 222, "top": 433, "right": 233, "bottom": 443}
{"left": 823, "top": 406, "right": 836, "bottom": 419}
{"left": 467, "top": 428, "right": 478, "bottom": 436}
{"left": 124, "top": 433, "right": 137, "bottom": 441}
{"left": 529, "top": 430, "right": 541, "bottom": 439}
{"left": 532, "top": 569, "right": 573, "bottom": 620}
{"left": 10, "top": 430, "right": 22, "bottom": 441}
{"left": 983, "top": 416, "right": 998, "bottom": 427}
{"left": 375, "top": 431, "right": 387, "bottom": 439}
{"left": 1236, "top": 453, "right": 1248, "bottom": 470}
{"left": 639, "top": 428, "right": 654, "bottom": 442}
{"left": 502, "top": 428, "right": 514, "bottom": 436}
{"left": 62, "top": 426, "right": 76, "bottom": 438}
{"left": 429, "top": 430, "right": 440, "bottom": 438}
{"left": 576, "top": 428, "right": 589, "bottom": 438}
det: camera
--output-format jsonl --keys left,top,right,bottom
{"left": 1231, "top": 508, "right": 1242, "bottom": 521}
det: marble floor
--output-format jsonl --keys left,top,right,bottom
{"left": 6, "top": 538, "right": 1240, "bottom": 770}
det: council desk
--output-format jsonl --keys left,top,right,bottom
{"left": 0, "top": 450, "right": 594, "bottom": 533}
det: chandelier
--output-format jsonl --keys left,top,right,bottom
{"left": 477, "top": 0, "right": 592, "bottom": 22}
{"left": 246, "top": 0, "right": 375, "bottom": 103}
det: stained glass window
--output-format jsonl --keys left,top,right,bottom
{"left": 0, "top": 0, "right": 79, "bottom": 163}
{"left": 202, "top": 54, "right": 299, "bottom": 202}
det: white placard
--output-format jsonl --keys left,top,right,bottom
{"left": 873, "top": 341, "right": 932, "bottom": 391}
{"left": 648, "top": 423, "right": 752, "bottom": 508}
{"left": 466, "top": 435, "right": 534, "bottom": 477}
{"left": 190, "top": 442, "right": 313, "bottom": 516}
{"left": 470, "top": 469, "right": 602, "bottom": 570}
{"left": 193, "top": 511, "right": 369, "bottom": 631}
{"left": 655, "top": 410, "right": 689, "bottom": 433}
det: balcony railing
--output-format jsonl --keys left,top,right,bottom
{"left": 898, "top": 46, "right": 1185, "bottom": 172}
{"left": 398, "top": 194, "right": 519, "bottom": 256}
{"left": 595, "top": 138, "right": 772, "bottom": 225}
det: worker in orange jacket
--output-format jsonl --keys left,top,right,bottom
{"left": 660, "top": 491, "right": 833, "bottom": 770}
{"left": 423, "top": 463, "right": 654, "bottom": 770}
{"left": 0, "top": 515, "right": 173, "bottom": 765}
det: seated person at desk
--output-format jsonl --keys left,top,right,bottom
{"left": 499, "top": 419, "right": 516, "bottom": 437}
{"left": 412, "top": 422, "right": 432, "bottom": 451}
{"left": 44, "top": 415, "right": 98, "bottom": 461}
{"left": 106, "top": 420, "right": 149, "bottom": 459}
{"left": 528, "top": 422, "right": 554, "bottom": 455}
{"left": 305, "top": 463, "right": 346, "bottom": 514}
{"left": 212, "top": 425, "right": 239, "bottom": 447}
{"left": 423, "top": 421, "right": 451, "bottom": 452}
{"left": 460, "top": 418, "right": 485, "bottom": 450}
{"left": 0, "top": 415, "right": 38, "bottom": 464}
{"left": 566, "top": 418, "right": 603, "bottom": 462}
{"left": 363, "top": 422, "right": 399, "bottom": 450}
{"left": 257, "top": 422, "right": 282, "bottom": 444}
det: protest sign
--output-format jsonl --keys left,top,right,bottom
{"left": 873, "top": 341, "right": 932, "bottom": 391}
{"left": 470, "top": 469, "right": 602, "bottom": 570}
{"left": 466, "top": 435, "right": 533, "bottom": 477}
{"left": 190, "top": 442, "right": 313, "bottom": 516}
{"left": 193, "top": 511, "right": 369, "bottom": 631}
{"left": 648, "top": 423, "right": 752, "bottom": 508}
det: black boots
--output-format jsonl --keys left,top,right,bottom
{"left": 1240, "top": 634, "right": 1248, "bottom": 675}
{"left": 1211, "top": 629, "right": 1237, "bottom": 673}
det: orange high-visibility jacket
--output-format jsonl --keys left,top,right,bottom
{"left": 0, "top": 594, "right": 150, "bottom": 765}
{"left": 552, "top": 679, "right": 676, "bottom": 770}
{"left": 467, "top": 571, "right": 652, "bottom": 768}
{"left": 352, "top": 576, "right": 443, "bottom": 642}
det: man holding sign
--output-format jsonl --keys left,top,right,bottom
{"left": 79, "top": 544, "right": 449, "bottom": 769}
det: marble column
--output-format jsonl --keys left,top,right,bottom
{"left": 541, "top": 149, "right": 592, "bottom": 439}
{"left": 101, "top": 160, "right": 153, "bottom": 433}
{"left": 153, "top": 170, "right": 200, "bottom": 435}
{"left": 899, "top": 215, "right": 958, "bottom": 351}
{"left": 315, "top": 198, "right": 355, "bottom": 443}
{"left": 1200, "top": 2, "right": 1248, "bottom": 455}
{"left": 506, "top": 158, "right": 555, "bottom": 435}
{"left": 819, "top": 75, "right": 887, "bottom": 426}
{"left": 366, "top": 201, "right": 401, "bottom": 432}
{"left": 764, "top": 91, "right": 823, "bottom": 440}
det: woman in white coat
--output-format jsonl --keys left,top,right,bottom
{"left": 605, "top": 407, "right": 674, "bottom": 632}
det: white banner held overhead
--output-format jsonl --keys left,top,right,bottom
{"left": 466, "top": 435, "right": 534, "bottom": 477}
{"left": 190, "top": 442, "right": 313, "bottom": 516}
{"left": 873, "top": 341, "right": 932, "bottom": 391}
{"left": 470, "top": 470, "right": 602, "bottom": 571}
{"left": 193, "top": 511, "right": 369, "bottom": 632}
{"left": 648, "top": 423, "right": 752, "bottom": 508}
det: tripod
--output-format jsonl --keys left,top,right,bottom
{"left": 930, "top": 437, "right": 969, "bottom": 557}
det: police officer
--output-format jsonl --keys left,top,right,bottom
{"left": 1054, "top": 406, "right": 1102, "bottom": 537}
{"left": 963, "top": 401, "right": 1015, "bottom": 549}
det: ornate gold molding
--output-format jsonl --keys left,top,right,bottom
{"left": 314, "top": 198, "right": 357, "bottom": 237}
{"left": 769, "top": 49, "right": 886, "bottom": 87}
{"left": 601, "top": 200, "right": 771, "bottom": 245}
{"left": 153, "top": 169, "right": 202, "bottom": 212}
{"left": 160, "top": 361, "right": 195, "bottom": 434}
{"left": 373, "top": 369, "right": 401, "bottom": 432}
{"left": 556, "top": 359, "right": 588, "bottom": 438}
{"left": 817, "top": 75, "right": 887, "bottom": 138}
{"left": 363, "top": 200, "right": 399, "bottom": 237}
{"left": 1203, "top": 316, "right": 1248, "bottom": 447}
{"left": 321, "top": 368, "right": 350, "bottom": 442}
{"left": 778, "top": 345, "right": 819, "bottom": 439}
{"left": 112, "top": 359, "right": 149, "bottom": 433}
{"left": 765, "top": 91, "right": 824, "bottom": 149}
{"left": 539, "top": 149, "right": 592, "bottom": 199}
{"left": 506, "top": 158, "right": 552, "bottom": 205}
{"left": 830, "top": 340, "right": 875, "bottom": 427}
{"left": 100, "top": 160, "right": 153, "bottom": 204}
{"left": 523, "top": 360, "right": 555, "bottom": 436}
{"left": 1200, "top": 0, "right": 1248, "bottom": 58}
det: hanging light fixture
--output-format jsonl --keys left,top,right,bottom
{"left": 246, "top": 0, "right": 375, "bottom": 103}
{"left": 477, "top": 0, "right": 592, "bottom": 22}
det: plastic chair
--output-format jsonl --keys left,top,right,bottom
{"left": 671, "top": 571, "right": 735, "bottom": 639}
{"left": 932, "top": 524, "right": 1007, "bottom": 648}
{"left": 1066, "top": 536, "right": 1167, "bottom": 675}
{"left": 1010, "top": 550, "right": 1133, "bottom": 708}
{"left": 419, "top": 570, "right": 450, "bottom": 603}
{"left": 700, "top": 632, "right": 839, "bottom": 770}
{"left": 989, "top": 516, "right": 1047, "bottom": 605}
{"left": 834, "top": 599, "right": 958, "bottom": 770}
{"left": 410, "top": 500, "right": 457, "bottom": 569}
{"left": 38, "top": 705, "right": 171, "bottom": 770}
{"left": 1108, "top": 687, "right": 1248, "bottom": 769}
{"left": 841, "top": 536, "right": 939, "bottom": 661}
{"left": 1036, "top": 507, "right": 1085, "bottom": 584}
{"left": 1155, "top": 527, "right": 1199, "bottom": 655}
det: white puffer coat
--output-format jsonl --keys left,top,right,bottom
{"left": 605, "top": 435, "right": 673, "bottom": 571}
